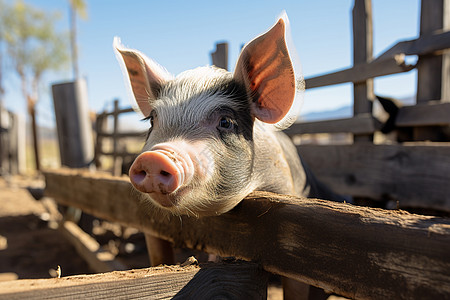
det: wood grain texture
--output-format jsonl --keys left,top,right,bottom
{"left": 305, "top": 56, "right": 413, "bottom": 89}
{"left": 59, "top": 220, "right": 128, "bottom": 273}
{"left": 0, "top": 262, "right": 266, "bottom": 300}
{"left": 297, "top": 143, "right": 450, "bottom": 211}
{"left": 352, "top": 0, "right": 374, "bottom": 143}
{"left": 396, "top": 102, "right": 450, "bottom": 127}
{"left": 285, "top": 114, "right": 381, "bottom": 135}
{"left": 43, "top": 169, "right": 450, "bottom": 299}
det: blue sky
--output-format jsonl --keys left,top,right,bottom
{"left": 2, "top": 0, "right": 420, "bottom": 128}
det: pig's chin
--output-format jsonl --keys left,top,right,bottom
{"left": 147, "top": 192, "right": 178, "bottom": 208}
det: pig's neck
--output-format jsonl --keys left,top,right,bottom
{"left": 252, "top": 121, "right": 307, "bottom": 197}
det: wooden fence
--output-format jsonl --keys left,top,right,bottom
{"left": 94, "top": 99, "right": 145, "bottom": 176}
{"left": 284, "top": 0, "right": 450, "bottom": 212}
{"left": 7, "top": 0, "right": 450, "bottom": 298}
{"left": 0, "top": 105, "right": 23, "bottom": 175}
{"left": 36, "top": 168, "right": 450, "bottom": 300}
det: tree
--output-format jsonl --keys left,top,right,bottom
{"left": 69, "top": 0, "right": 87, "bottom": 79}
{"left": 2, "top": 1, "right": 69, "bottom": 171}
{"left": 0, "top": 0, "right": 6, "bottom": 104}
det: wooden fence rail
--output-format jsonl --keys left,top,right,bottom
{"left": 297, "top": 143, "right": 450, "bottom": 212}
{"left": 0, "top": 261, "right": 267, "bottom": 299}
{"left": 43, "top": 169, "right": 450, "bottom": 300}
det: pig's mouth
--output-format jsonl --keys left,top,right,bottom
{"left": 146, "top": 185, "right": 191, "bottom": 208}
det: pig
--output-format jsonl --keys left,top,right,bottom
{"left": 115, "top": 13, "right": 341, "bottom": 300}
{"left": 114, "top": 13, "right": 338, "bottom": 218}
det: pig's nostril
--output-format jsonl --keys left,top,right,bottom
{"left": 160, "top": 170, "right": 171, "bottom": 177}
{"left": 133, "top": 170, "right": 147, "bottom": 183}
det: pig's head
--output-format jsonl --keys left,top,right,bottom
{"left": 114, "top": 13, "right": 304, "bottom": 217}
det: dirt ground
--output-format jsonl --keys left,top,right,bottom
{"left": 0, "top": 175, "right": 153, "bottom": 281}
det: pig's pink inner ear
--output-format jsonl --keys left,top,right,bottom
{"left": 119, "top": 51, "right": 154, "bottom": 116}
{"left": 234, "top": 18, "right": 295, "bottom": 124}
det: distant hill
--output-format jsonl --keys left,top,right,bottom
{"left": 302, "top": 105, "right": 352, "bottom": 121}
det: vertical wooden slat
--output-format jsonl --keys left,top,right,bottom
{"left": 415, "top": 0, "right": 449, "bottom": 141}
{"left": 211, "top": 42, "right": 229, "bottom": 71}
{"left": 0, "top": 102, "right": 5, "bottom": 174}
{"left": 8, "top": 112, "right": 18, "bottom": 174}
{"left": 352, "top": 0, "right": 374, "bottom": 142}
{"left": 442, "top": 0, "right": 450, "bottom": 102}
{"left": 52, "top": 79, "right": 94, "bottom": 168}
{"left": 94, "top": 112, "right": 106, "bottom": 168}
{"left": 417, "top": 0, "right": 444, "bottom": 103}
{"left": 112, "top": 99, "right": 122, "bottom": 176}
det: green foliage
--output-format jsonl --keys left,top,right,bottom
{"left": 70, "top": 0, "right": 88, "bottom": 20}
{"left": 1, "top": 0, "right": 69, "bottom": 97}
{"left": 3, "top": 1, "right": 69, "bottom": 75}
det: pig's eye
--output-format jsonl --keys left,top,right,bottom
{"left": 218, "top": 117, "right": 234, "bottom": 130}
{"left": 148, "top": 116, "right": 154, "bottom": 128}
{"left": 142, "top": 115, "right": 154, "bottom": 128}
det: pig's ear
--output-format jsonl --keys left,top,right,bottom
{"left": 234, "top": 13, "right": 304, "bottom": 129}
{"left": 114, "top": 37, "right": 173, "bottom": 117}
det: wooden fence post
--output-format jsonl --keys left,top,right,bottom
{"left": 415, "top": 0, "right": 450, "bottom": 141}
{"left": 112, "top": 99, "right": 122, "bottom": 176}
{"left": 211, "top": 42, "right": 229, "bottom": 71}
{"left": 94, "top": 112, "right": 106, "bottom": 168}
{"left": 52, "top": 79, "right": 94, "bottom": 168}
{"left": 8, "top": 111, "right": 19, "bottom": 175}
{"left": 0, "top": 102, "right": 5, "bottom": 174}
{"left": 352, "top": 0, "right": 374, "bottom": 142}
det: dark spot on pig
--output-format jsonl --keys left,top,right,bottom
{"left": 158, "top": 183, "right": 168, "bottom": 194}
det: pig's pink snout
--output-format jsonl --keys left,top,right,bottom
{"left": 129, "top": 149, "right": 193, "bottom": 198}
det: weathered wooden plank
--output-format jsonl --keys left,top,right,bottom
{"left": 59, "top": 220, "right": 128, "bottom": 273}
{"left": 306, "top": 28, "right": 450, "bottom": 90}
{"left": 210, "top": 42, "right": 228, "bottom": 71}
{"left": 285, "top": 102, "right": 450, "bottom": 136}
{"left": 43, "top": 169, "right": 450, "bottom": 299}
{"left": 352, "top": 0, "right": 374, "bottom": 142}
{"left": 51, "top": 79, "right": 94, "bottom": 168}
{"left": 285, "top": 113, "right": 381, "bottom": 135}
{"left": 97, "top": 131, "right": 146, "bottom": 138}
{"left": 396, "top": 101, "right": 450, "bottom": 127}
{"left": 97, "top": 107, "right": 134, "bottom": 117}
{"left": 98, "top": 150, "right": 138, "bottom": 158}
{"left": 297, "top": 143, "right": 450, "bottom": 211}
{"left": 417, "top": 0, "right": 445, "bottom": 104}
{"left": 305, "top": 55, "right": 413, "bottom": 89}
{"left": 374, "top": 30, "right": 450, "bottom": 62}
{"left": 0, "top": 261, "right": 267, "bottom": 299}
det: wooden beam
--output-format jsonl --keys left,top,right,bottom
{"left": 210, "top": 42, "right": 229, "bottom": 71}
{"left": 97, "top": 107, "right": 134, "bottom": 117}
{"left": 0, "top": 261, "right": 267, "bottom": 299}
{"left": 59, "top": 220, "right": 128, "bottom": 273}
{"left": 43, "top": 169, "right": 450, "bottom": 299}
{"left": 52, "top": 79, "right": 94, "bottom": 168}
{"left": 305, "top": 55, "right": 414, "bottom": 89}
{"left": 374, "top": 30, "right": 450, "bottom": 62}
{"left": 98, "top": 150, "right": 138, "bottom": 158}
{"left": 417, "top": 0, "right": 445, "bottom": 103}
{"left": 352, "top": 0, "right": 374, "bottom": 142}
{"left": 306, "top": 29, "right": 450, "bottom": 90}
{"left": 284, "top": 102, "right": 450, "bottom": 136}
{"left": 396, "top": 101, "right": 450, "bottom": 127}
{"left": 285, "top": 114, "right": 381, "bottom": 136}
{"left": 96, "top": 131, "right": 146, "bottom": 138}
{"left": 297, "top": 143, "right": 450, "bottom": 211}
